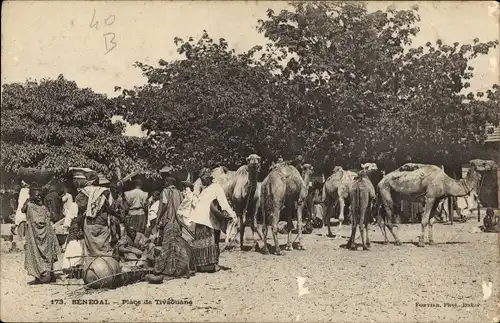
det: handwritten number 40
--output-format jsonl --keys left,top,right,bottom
{"left": 90, "top": 9, "right": 117, "bottom": 55}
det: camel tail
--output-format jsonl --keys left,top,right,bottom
{"left": 355, "top": 184, "right": 360, "bottom": 225}
{"left": 375, "top": 191, "right": 382, "bottom": 223}
{"left": 263, "top": 183, "right": 273, "bottom": 227}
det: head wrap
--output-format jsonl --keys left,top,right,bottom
{"left": 199, "top": 168, "right": 212, "bottom": 179}
{"left": 84, "top": 171, "right": 99, "bottom": 186}
{"left": 181, "top": 179, "right": 193, "bottom": 188}
{"left": 133, "top": 178, "right": 143, "bottom": 188}
{"left": 98, "top": 173, "right": 110, "bottom": 186}
{"left": 164, "top": 176, "right": 177, "bottom": 187}
{"left": 29, "top": 183, "right": 42, "bottom": 198}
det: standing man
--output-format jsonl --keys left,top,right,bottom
{"left": 44, "top": 183, "right": 64, "bottom": 223}
{"left": 124, "top": 179, "right": 149, "bottom": 234}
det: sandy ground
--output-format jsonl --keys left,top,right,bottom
{"left": 1, "top": 216, "right": 499, "bottom": 323}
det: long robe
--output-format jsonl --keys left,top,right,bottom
{"left": 154, "top": 186, "right": 194, "bottom": 277}
{"left": 24, "top": 202, "right": 61, "bottom": 280}
{"left": 75, "top": 191, "right": 113, "bottom": 259}
{"left": 44, "top": 190, "right": 64, "bottom": 223}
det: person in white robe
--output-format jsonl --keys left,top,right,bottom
{"left": 189, "top": 168, "right": 237, "bottom": 273}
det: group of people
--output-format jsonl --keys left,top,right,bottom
{"left": 16, "top": 167, "right": 239, "bottom": 285}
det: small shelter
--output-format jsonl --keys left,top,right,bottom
{"left": 484, "top": 124, "right": 500, "bottom": 208}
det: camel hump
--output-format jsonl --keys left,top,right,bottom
{"left": 398, "top": 163, "right": 425, "bottom": 172}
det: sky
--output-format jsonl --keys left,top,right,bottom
{"left": 2, "top": 1, "right": 499, "bottom": 137}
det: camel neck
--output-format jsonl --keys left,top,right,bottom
{"left": 446, "top": 169, "right": 480, "bottom": 196}
{"left": 302, "top": 172, "right": 312, "bottom": 187}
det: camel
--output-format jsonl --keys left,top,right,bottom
{"left": 346, "top": 170, "right": 376, "bottom": 251}
{"left": 377, "top": 159, "right": 497, "bottom": 247}
{"left": 322, "top": 166, "right": 358, "bottom": 236}
{"left": 224, "top": 154, "right": 263, "bottom": 250}
{"left": 192, "top": 154, "right": 263, "bottom": 250}
{"left": 261, "top": 163, "right": 314, "bottom": 255}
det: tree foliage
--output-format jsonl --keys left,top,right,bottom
{"left": 257, "top": 1, "right": 499, "bottom": 170}
{"left": 114, "top": 31, "right": 295, "bottom": 173}
{"left": 1, "top": 75, "right": 148, "bottom": 177}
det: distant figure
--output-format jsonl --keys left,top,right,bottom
{"left": 177, "top": 180, "right": 196, "bottom": 227}
{"left": 483, "top": 208, "right": 500, "bottom": 233}
{"left": 108, "top": 182, "right": 126, "bottom": 247}
{"left": 145, "top": 191, "right": 161, "bottom": 240}
{"left": 23, "top": 184, "right": 61, "bottom": 284}
{"left": 124, "top": 179, "right": 149, "bottom": 234}
{"left": 14, "top": 181, "right": 30, "bottom": 241}
{"left": 44, "top": 183, "right": 64, "bottom": 223}
{"left": 61, "top": 186, "right": 74, "bottom": 218}
{"left": 115, "top": 222, "right": 155, "bottom": 266}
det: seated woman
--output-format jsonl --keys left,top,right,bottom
{"left": 114, "top": 222, "right": 155, "bottom": 266}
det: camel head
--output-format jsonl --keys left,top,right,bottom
{"left": 299, "top": 163, "right": 314, "bottom": 179}
{"left": 361, "top": 163, "right": 378, "bottom": 171}
{"left": 246, "top": 153, "right": 261, "bottom": 174}
{"left": 357, "top": 169, "right": 369, "bottom": 178}
{"left": 469, "top": 159, "right": 498, "bottom": 173}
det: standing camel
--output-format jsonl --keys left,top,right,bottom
{"left": 224, "top": 154, "right": 263, "bottom": 250}
{"left": 261, "top": 163, "right": 314, "bottom": 255}
{"left": 322, "top": 166, "right": 358, "bottom": 236}
{"left": 192, "top": 154, "right": 263, "bottom": 250}
{"left": 377, "top": 159, "right": 497, "bottom": 247}
{"left": 346, "top": 170, "right": 376, "bottom": 251}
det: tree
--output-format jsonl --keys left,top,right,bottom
{"left": 1, "top": 75, "right": 148, "bottom": 177}
{"left": 257, "top": 1, "right": 499, "bottom": 170}
{"left": 114, "top": 31, "right": 294, "bottom": 173}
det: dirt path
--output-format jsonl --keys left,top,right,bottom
{"left": 1, "top": 219, "right": 498, "bottom": 322}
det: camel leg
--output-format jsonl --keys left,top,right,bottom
{"left": 429, "top": 216, "right": 437, "bottom": 245}
{"left": 385, "top": 220, "right": 402, "bottom": 246}
{"left": 296, "top": 200, "right": 306, "bottom": 250}
{"left": 419, "top": 197, "right": 435, "bottom": 247}
{"left": 261, "top": 220, "right": 269, "bottom": 255}
{"left": 338, "top": 197, "right": 346, "bottom": 229}
{"left": 360, "top": 206, "right": 369, "bottom": 250}
{"left": 326, "top": 198, "right": 335, "bottom": 237}
{"left": 250, "top": 206, "right": 263, "bottom": 250}
{"left": 428, "top": 199, "right": 440, "bottom": 245}
{"left": 383, "top": 201, "right": 402, "bottom": 246}
{"left": 365, "top": 202, "right": 372, "bottom": 247}
{"left": 346, "top": 223, "right": 357, "bottom": 250}
{"left": 261, "top": 201, "right": 269, "bottom": 255}
{"left": 379, "top": 192, "right": 393, "bottom": 244}
{"left": 286, "top": 230, "right": 293, "bottom": 251}
{"left": 365, "top": 222, "right": 371, "bottom": 248}
{"left": 239, "top": 212, "right": 246, "bottom": 251}
{"left": 271, "top": 208, "right": 282, "bottom": 256}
